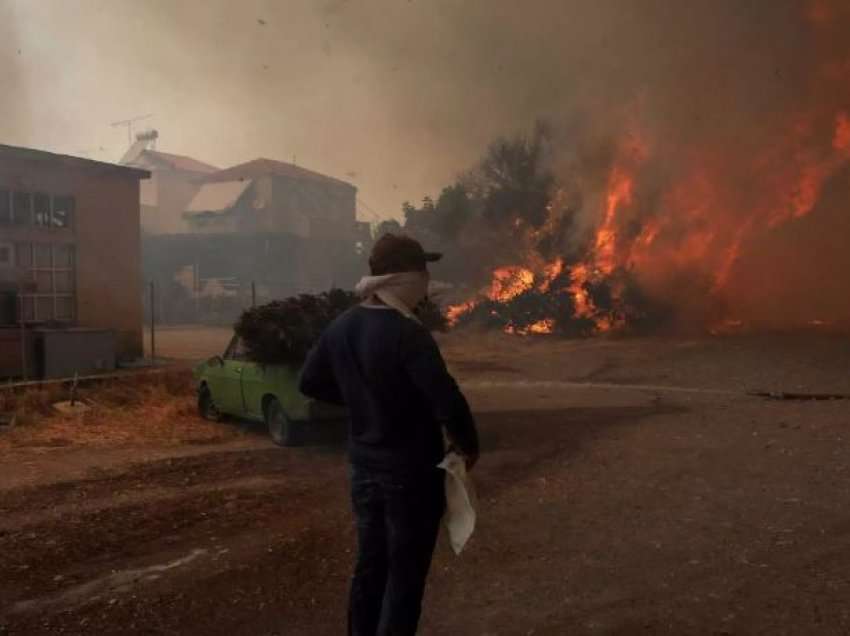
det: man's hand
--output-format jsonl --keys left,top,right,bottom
{"left": 448, "top": 444, "right": 478, "bottom": 471}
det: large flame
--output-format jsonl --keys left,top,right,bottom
{"left": 447, "top": 2, "right": 850, "bottom": 335}
{"left": 488, "top": 266, "right": 535, "bottom": 302}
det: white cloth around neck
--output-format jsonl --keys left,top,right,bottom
{"left": 354, "top": 271, "right": 429, "bottom": 322}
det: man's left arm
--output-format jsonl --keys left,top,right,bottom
{"left": 402, "top": 324, "right": 480, "bottom": 467}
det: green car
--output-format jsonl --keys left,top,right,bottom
{"left": 193, "top": 335, "right": 346, "bottom": 446}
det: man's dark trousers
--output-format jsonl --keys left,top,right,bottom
{"left": 348, "top": 464, "right": 446, "bottom": 636}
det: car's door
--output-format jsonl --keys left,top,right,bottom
{"left": 242, "top": 363, "right": 305, "bottom": 422}
{"left": 211, "top": 336, "right": 249, "bottom": 415}
{"left": 240, "top": 361, "right": 270, "bottom": 420}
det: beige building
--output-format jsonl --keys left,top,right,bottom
{"left": 130, "top": 138, "right": 368, "bottom": 315}
{"left": 184, "top": 158, "right": 357, "bottom": 241}
{"left": 121, "top": 131, "right": 218, "bottom": 235}
{"left": 0, "top": 144, "right": 149, "bottom": 374}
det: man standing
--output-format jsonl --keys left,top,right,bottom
{"left": 299, "top": 234, "right": 479, "bottom": 635}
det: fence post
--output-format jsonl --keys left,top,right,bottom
{"left": 194, "top": 259, "right": 200, "bottom": 322}
{"left": 150, "top": 281, "right": 156, "bottom": 364}
{"left": 18, "top": 282, "right": 27, "bottom": 381}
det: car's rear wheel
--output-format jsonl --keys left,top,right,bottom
{"left": 265, "top": 398, "right": 299, "bottom": 446}
{"left": 198, "top": 384, "right": 222, "bottom": 421}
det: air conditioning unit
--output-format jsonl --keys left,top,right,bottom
{"left": 33, "top": 328, "right": 116, "bottom": 379}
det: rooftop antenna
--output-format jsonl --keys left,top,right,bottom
{"left": 136, "top": 129, "right": 159, "bottom": 150}
{"left": 111, "top": 113, "right": 153, "bottom": 145}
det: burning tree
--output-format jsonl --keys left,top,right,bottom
{"left": 398, "top": 20, "right": 850, "bottom": 338}
{"left": 400, "top": 121, "right": 669, "bottom": 336}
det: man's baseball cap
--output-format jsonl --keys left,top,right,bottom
{"left": 369, "top": 233, "right": 442, "bottom": 275}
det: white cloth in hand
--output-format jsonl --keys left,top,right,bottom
{"left": 438, "top": 451, "right": 477, "bottom": 555}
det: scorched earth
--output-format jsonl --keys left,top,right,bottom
{"left": 2, "top": 330, "right": 850, "bottom": 635}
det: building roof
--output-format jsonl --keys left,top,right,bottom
{"left": 0, "top": 144, "right": 150, "bottom": 179}
{"left": 120, "top": 140, "right": 219, "bottom": 174}
{"left": 210, "top": 158, "right": 355, "bottom": 191}
{"left": 145, "top": 150, "right": 220, "bottom": 174}
{"left": 185, "top": 180, "right": 252, "bottom": 214}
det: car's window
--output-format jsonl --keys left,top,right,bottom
{"left": 224, "top": 337, "right": 247, "bottom": 361}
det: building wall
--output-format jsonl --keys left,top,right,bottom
{"left": 152, "top": 169, "right": 204, "bottom": 233}
{"left": 138, "top": 168, "right": 204, "bottom": 235}
{"left": 0, "top": 156, "right": 144, "bottom": 359}
{"left": 0, "top": 329, "right": 33, "bottom": 378}
{"left": 266, "top": 175, "right": 355, "bottom": 240}
{"left": 74, "top": 175, "right": 143, "bottom": 357}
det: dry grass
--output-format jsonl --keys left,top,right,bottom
{"left": 0, "top": 369, "right": 245, "bottom": 450}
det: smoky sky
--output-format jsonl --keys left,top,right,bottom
{"left": 1, "top": 0, "right": 845, "bottom": 224}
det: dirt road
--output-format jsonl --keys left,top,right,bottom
{"left": 2, "top": 333, "right": 850, "bottom": 635}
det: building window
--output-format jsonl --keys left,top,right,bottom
{"left": 34, "top": 192, "right": 51, "bottom": 227}
{"left": 0, "top": 190, "right": 10, "bottom": 224}
{"left": 52, "top": 195, "right": 75, "bottom": 229}
{"left": 12, "top": 191, "right": 31, "bottom": 225}
{"left": 0, "top": 243, "right": 12, "bottom": 267}
{"left": 1, "top": 191, "right": 75, "bottom": 229}
{"left": 15, "top": 242, "right": 76, "bottom": 323}
{"left": 15, "top": 242, "right": 31, "bottom": 268}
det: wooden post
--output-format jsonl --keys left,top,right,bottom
{"left": 149, "top": 281, "right": 156, "bottom": 364}
{"left": 18, "top": 282, "right": 27, "bottom": 381}
{"left": 194, "top": 259, "right": 200, "bottom": 321}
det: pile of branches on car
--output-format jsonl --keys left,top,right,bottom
{"left": 235, "top": 289, "right": 447, "bottom": 365}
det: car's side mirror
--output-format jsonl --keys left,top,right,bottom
{"left": 207, "top": 355, "right": 224, "bottom": 367}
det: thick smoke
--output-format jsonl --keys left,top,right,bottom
{"left": 0, "top": 3, "right": 29, "bottom": 140}
{"left": 3, "top": 1, "right": 849, "bottom": 327}
{"left": 332, "top": 0, "right": 850, "bottom": 328}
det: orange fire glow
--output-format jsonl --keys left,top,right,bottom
{"left": 445, "top": 3, "right": 850, "bottom": 336}
{"left": 504, "top": 318, "right": 555, "bottom": 336}
{"left": 538, "top": 258, "right": 564, "bottom": 292}
{"left": 446, "top": 300, "right": 477, "bottom": 327}
{"left": 594, "top": 167, "right": 633, "bottom": 276}
{"left": 528, "top": 319, "right": 555, "bottom": 334}
{"left": 488, "top": 266, "right": 535, "bottom": 302}
{"left": 834, "top": 111, "right": 850, "bottom": 153}
{"left": 568, "top": 263, "right": 593, "bottom": 319}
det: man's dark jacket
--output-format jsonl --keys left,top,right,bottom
{"left": 299, "top": 306, "right": 479, "bottom": 473}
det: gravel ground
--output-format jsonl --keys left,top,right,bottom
{"left": 1, "top": 332, "right": 849, "bottom": 635}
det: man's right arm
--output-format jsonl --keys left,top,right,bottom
{"left": 401, "top": 323, "right": 479, "bottom": 466}
{"left": 299, "top": 334, "right": 345, "bottom": 406}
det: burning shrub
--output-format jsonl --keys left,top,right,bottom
{"left": 455, "top": 288, "right": 596, "bottom": 337}
{"left": 399, "top": 75, "right": 850, "bottom": 336}
{"left": 442, "top": 254, "right": 681, "bottom": 337}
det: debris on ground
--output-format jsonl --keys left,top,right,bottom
{"left": 749, "top": 390, "right": 850, "bottom": 401}
{"left": 52, "top": 400, "right": 92, "bottom": 416}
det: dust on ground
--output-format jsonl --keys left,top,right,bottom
{"left": 144, "top": 325, "right": 233, "bottom": 362}
{"left": 2, "top": 331, "right": 850, "bottom": 635}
